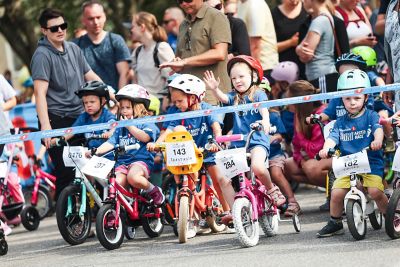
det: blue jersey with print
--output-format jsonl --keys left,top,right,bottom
{"left": 163, "top": 102, "right": 222, "bottom": 148}
{"left": 72, "top": 109, "right": 116, "bottom": 149}
{"left": 269, "top": 111, "right": 286, "bottom": 158}
{"left": 107, "top": 120, "right": 159, "bottom": 170}
{"left": 328, "top": 109, "right": 383, "bottom": 177}
{"left": 226, "top": 90, "right": 270, "bottom": 153}
{"left": 323, "top": 97, "right": 374, "bottom": 120}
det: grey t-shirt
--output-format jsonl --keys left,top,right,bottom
{"left": 73, "top": 33, "right": 131, "bottom": 91}
{"left": 0, "top": 107, "right": 9, "bottom": 136}
{"left": 31, "top": 37, "right": 90, "bottom": 118}
{"left": 305, "top": 14, "right": 336, "bottom": 81}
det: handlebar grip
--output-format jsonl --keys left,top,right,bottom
{"left": 315, "top": 153, "right": 322, "bottom": 161}
{"left": 215, "top": 134, "right": 244, "bottom": 143}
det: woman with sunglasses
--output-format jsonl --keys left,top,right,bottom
{"left": 31, "top": 8, "right": 101, "bottom": 200}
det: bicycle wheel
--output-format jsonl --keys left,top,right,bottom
{"left": 206, "top": 195, "right": 226, "bottom": 233}
{"left": 161, "top": 173, "right": 176, "bottom": 224}
{"left": 23, "top": 185, "right": 53, "bottom": 219}
{"left": 20, "top": 206, "right": 40, "bottom": 231}
{"left": 368, "top": 209, "right": 383, "bottom": 230}
{"left": 232, "top": 197, "right": 259, "bottom": 247}
{"left": 346, "top": 199, "right": 367, "bottom": 240}
{"left": 385, "top": 188, "right": 400, "bottom": 239}
{"left": 56, "top": 185, "right": 91, "bottom": 245}
{"left": 141, "top": 206, "right": 164, "bottom": 238}
{"left": 177, "top": 196, "right": 190, "bottom": 243}
{"left": 124, "top": 225, "right": 136, "bottom": 240}
{"left": 96, "top": 203, "right": 124, "bottom": 250}
{"left": 260, "top": 213, "right": 279, "bottom": 237}
{"left": 0, "top": 238, "right": 7, "bottom": 256}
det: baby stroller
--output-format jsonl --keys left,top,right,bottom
{"left": 0, "top": 129, "right": 40, "bottom": 234}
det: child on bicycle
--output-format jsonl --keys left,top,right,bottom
{"left": 204, "top": 55, "right": 286, "bottom": 207}
{"left": 90, "top": 84, "right": 164, "bottom": 206}
{"left": 316, "top": 69, "right": 388, "bottom": 237}
{"left": 147, "top": 74, "right": 234, "bottom": 214}
{"left": 51, "top": 81, "right": 115, "bottom": 149}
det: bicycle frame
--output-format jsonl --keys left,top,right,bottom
{"left": 29, "top": 162, "right": 56, "bottom": 206}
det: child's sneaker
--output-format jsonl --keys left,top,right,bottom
{"left": 267, "top": 185, "right": 286, "bottom": 207}
{"left": 316, "top": 220, "right": 344, "bottom": 237}
{"left": 148, "top": 186, "right": 165, "bottom": 206}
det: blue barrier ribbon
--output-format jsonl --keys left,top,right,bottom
{"left": 1, "top": 84, "right": 399, "bottom": 144}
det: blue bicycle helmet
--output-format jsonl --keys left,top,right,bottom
{"left": 335, "top": 53, "right": 367, "bottom": 72}
{"left": 337, "top": 69, "right": 371, "bottom": 91}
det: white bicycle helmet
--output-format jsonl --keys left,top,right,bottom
{"left": 116, "top": 84, "right": 151, "bottom": 109}
{"left": 271, "top": 61, "right": 299, "bottom": 84}
{"left": 168, "top": 74, "right": 206, "bottom": 101}
{"left": 337, "top": 69, "right": 371, "bottom": 91}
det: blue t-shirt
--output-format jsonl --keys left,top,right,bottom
{"left": 167, "top": 33, "right": 177, "bottom": 53}
{"left": 323, "top": 97, "right": 374, "bottom": 120}
{"left": 269, "top": 111, "right": 286, "bottom": 158}
{"left": 328, "top": 109, "right": 384, "bottom": 177}
{"left": 107, "top": 121, "right": 159, "bottom": 170}
{"left": 163, "top": 102, "right": 222, "bottom": 148}
{"left": 72, "top": 109, "right": 116, "bottom": 149}
{"left": 367, "top": 70, "right": 380, "bottom": 87}
{"left": 73, "top": 33, "right": 131, "bottom": 90}
{"left": 226, "top": 90, "right": 270, "bottom": 153}
{"left": 280, "top": 108, "right": 294, "bottom": 143}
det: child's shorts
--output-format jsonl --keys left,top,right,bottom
{"left": 269, "top": 155, "right": 286, "bottom": 170}
{"left": 332, "top": 174, "right": 384, "bottom": 191}
{"left": 115, "top": 161, "right": 150, "bottom": 178}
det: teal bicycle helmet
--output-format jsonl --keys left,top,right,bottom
{"left": 337, "top": 69, "right": 371, "bottom": 91}
{"left": 335, "top": 53, "right": 367, "bottom": 72}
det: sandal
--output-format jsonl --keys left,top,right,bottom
{"left": 267, "top": 185, "right": 286, "bottom": 207}
{"left": 284, "top": 202, "right": 301, "bottom": 217}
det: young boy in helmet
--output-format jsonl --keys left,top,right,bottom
{"left": 147, "top": 73, "right": 234, "bottom": 237}
{"left": 316, "top": 69, "right": 388, "bottom": 237}
{"left": 51, "top": 80, "right": 115, "bottom": 148}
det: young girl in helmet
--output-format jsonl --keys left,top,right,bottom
{"left": 204, "top": 55, "right": 286, "bottom": 207}
{"left": 51, "top": 80, "right": 115, "bottom": 149}
{"left": 270, "top": 61, "right": 299, "bottom": 100}
{"left": 91, "top": 84, "right": 164, "bottom": 206}
{"left": 147, "top": 74, "right": 234, "bottom": 218}
{"left": 316, "top": 69, "right": 388, "bottom": 237}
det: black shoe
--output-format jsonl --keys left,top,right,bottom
{"left": 319, "top": 199, "right": 330, "bottom": 212}
{"left": 316, "top": 220, "right": 344, "bottom": 238}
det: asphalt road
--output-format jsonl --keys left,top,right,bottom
{"left": 2, "top": 185, "right": 399, "bottom": 267}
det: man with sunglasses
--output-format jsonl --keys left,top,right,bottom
{"left": 31, "top": 8, "right": 101, "bottom": 200}
{"left": 74, "top": 0, "right": 131, "bottom": 92}
{"left": 160, "top": 0, "right": 231, "bottom": 106}
{"left": 162, "top": 7, "right": 185, "bottom": 53}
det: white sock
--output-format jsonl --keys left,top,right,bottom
{"left": 145, "top": 183, "right": 155, "bottom": 192}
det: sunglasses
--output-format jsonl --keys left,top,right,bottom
{"left": 46, "top": 22, "right": 68, "bottom": 33}
{"left": 177, "top": 0, "right": 193, "bottom": 4}
{"left": 213, "top": 3, "right": 223, "bottom": 10}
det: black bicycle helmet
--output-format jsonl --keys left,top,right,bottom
{"left": 335, "top": 53, "right": 367, "bottom": 72}
{"left": 75, "top": 81, "right": 110, "bottom": 100}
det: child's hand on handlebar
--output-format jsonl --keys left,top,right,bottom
{"left": 370, "top": 139, "right": 382, "bottom": 151}
{"left": 318, "top": 148, "right": 330, "bottom": 159}
{"left": 146, "top": 142, "right": 157, "bottom": 152}
{"left": 206, "top": 143, "right": 219, "bottom": 152}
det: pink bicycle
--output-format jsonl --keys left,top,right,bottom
{"left": 22, "top": 155, "right": 56, "bottom": 219}
{"left": 209, "top": 123, "right": 301, "bottom": 247}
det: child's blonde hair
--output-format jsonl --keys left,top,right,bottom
{"left": 117, "top": 100, "right": 149, "bottom": 119}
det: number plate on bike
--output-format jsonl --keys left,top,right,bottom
{"left": 81, "top": 156, "right": 115, "bottom": 180}
{"left": 215, "top": 148, "right": 249, "bottom": 179}
{"left": 62, "top": 146, "right": 89, "bottom": 168}
{"left": 332, "top": 150, "right": 370, "bottom": 177}
{"left": 166, "top": 141, "right": 197, "bottom": 166}
{"left": 392, "top": 146, "right": 400, "bottom": 172}
{"left": 0, "top": 162, "right": 7, "bottom": 177}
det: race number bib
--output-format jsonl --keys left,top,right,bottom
{"left": 332, "top": 150, "right": 371, "bottom": 178}
{"left": 81, "top": 156, "right": 115, "bottom": 180}
{"left": 0, "top": 162, "right": 7, "bottom": 177}
{"left": 166, "top": 141, "right": 197, "bottom": 166}
{"left": 392, "top": 146, "right": 400, "bottom": 172}
{"left": 63, "top": 146, "right": 89, "bottom": 168}
{"left": 215, "top": 148, "right": 249, "bottom": 179}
